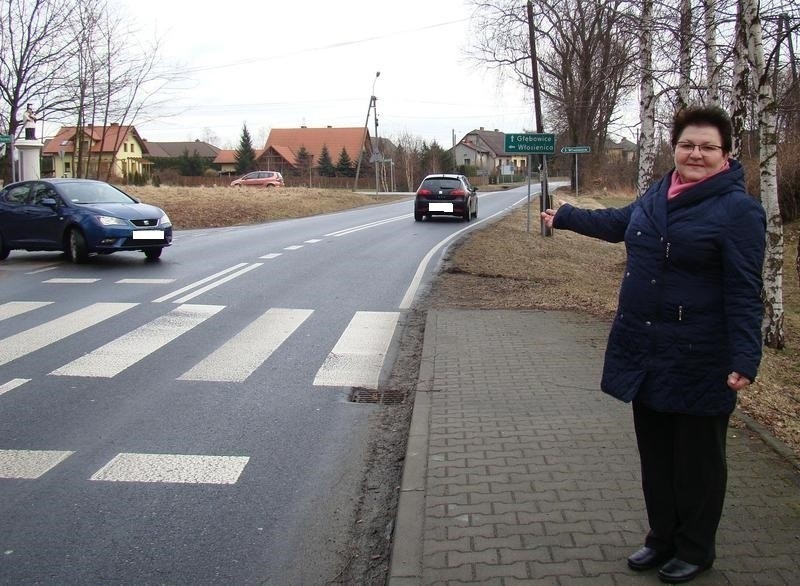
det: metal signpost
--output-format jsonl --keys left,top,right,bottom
{"left": 560, "top": 145, "right": 591, "bottom": 195}
{"left": 505, "top": 133, "right": 556, "bottom": 233}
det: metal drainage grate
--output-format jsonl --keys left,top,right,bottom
{"left": 348, "top": 387, "right": 408, "bottom": 405}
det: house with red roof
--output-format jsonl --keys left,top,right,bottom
{"left": 213, "top": 148, "right": 265, "bottom": 175}
{"left": 257, "top": 126, "right": 371, "bottom": 173}
{"left": 42, "top": 123, "right": 151, "bottom": 179}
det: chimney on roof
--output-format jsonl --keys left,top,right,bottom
{"left": 327, "top": 125, "right": 332, "bottom": 128}
{"left": 480, "top": 127, "right": 485, "bottom": 131}
{"left": 494, "top": 129, "right": 499, "bottom": 132}
{"left": 110, "top": 122, "right": 119, "bottom": 126}
{"left": 301, "top": 125, "right": 307, "bottom": 128}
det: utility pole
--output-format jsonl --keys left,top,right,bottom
{"left": 373, "top": 90, "right": 381, "bottom": 196}
{"left": 527, "top": 0, "right": 552, "bottom": 236}
{"left": 353, "top": 72, "right": 380, "bottom": 192}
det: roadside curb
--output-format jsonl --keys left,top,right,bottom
{"left": 387, "top": 310, "right": 437, "bottom": 584}
{"left": 734, "top": 411, "right": 800, "bottom": 472}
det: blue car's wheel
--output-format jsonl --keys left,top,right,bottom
{"left": 144, "top": 247, "right": 163, "bottom": 260}
{"left": 0, "top": 232, "right": 9, "bottom": 260}
{"left": 67, "top": 228, "right": 89, "bottom": 264}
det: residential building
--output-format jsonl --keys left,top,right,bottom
{"left": 214, "top": 149, "right": 265, "bottom": 176}
{"left": 453, "top": 127, "right": 527, "bottom": 177}
{"left": 257, "top": 126, "right": 371, "bottom": 174}
{"left": 145, "top": 139, "right": 220, "bottom": 161}
{"left": 606, "top": 137, "right": 638, "bottom": 162}
{"left": 42, "top": 124, "right": 151, "bottom": 179}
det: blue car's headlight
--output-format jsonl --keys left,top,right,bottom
{"left": 159, "top": 212, "right": 172, "bottom": 227}
{"left": 96, "top": 215, "right": 127, "bottom": 226}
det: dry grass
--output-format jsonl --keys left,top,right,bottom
{"left": 125, "top": 185, "right": 408, "bottom": 230}
{"left": 433, "top": 188, "right": 800, "bottom": 460}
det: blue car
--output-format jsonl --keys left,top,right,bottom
{"left": 0, "top": 178, "right": 172, "bottom": 263}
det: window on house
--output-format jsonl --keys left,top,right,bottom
{"left": 464, "top": 158, "right": 471, "bottom": 166}
{"left": 123, "top": 144, "right": 128, "bottom": 152}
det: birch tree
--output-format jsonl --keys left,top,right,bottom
{"left": 636, "top": 0, "right": 656, "bottom": 196}
{"left": 739, "top": 0, "right": 784, "bottom": 349}
{"left": 702, "top": 0, "right": 721, "bottom": 105}
{"left": 676, "top": 0, "right": 693, "bottom": 111}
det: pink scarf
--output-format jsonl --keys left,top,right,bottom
{"left": 667, "top": 160, "right": 730, "bottom": 199}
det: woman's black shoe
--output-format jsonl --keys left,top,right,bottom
{"left": 658, "top": 558, "right": 712, "bottom": 583}
{"left": 627, "top": 546, "right": 673, "bottom": 571}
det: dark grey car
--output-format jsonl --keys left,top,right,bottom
{"left": 413, "top": 174, "right": 478, "bottom": 222}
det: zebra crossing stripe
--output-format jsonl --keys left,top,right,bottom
{"left": 0, "top": 301, "right": 53, "bottom": 322}
{"left": 0, "top": 449, "right": 74, "bottom": 479}
{"left": 0, "top": 378, "right": 30, "bottom": 396}
{"left": 313, "top": 311, "right": 400, "bottom": 389}
{"left": 50, "top": 304, "right": 224, "bottom": 378}
{"left": 179, "top": 307, "right": 313, "bottom": 382}
{"left": 90, "top": 453, "right": 249, "bottom": 484}
{"left": 0, "top": 303, "right": 138, "bottom": 367}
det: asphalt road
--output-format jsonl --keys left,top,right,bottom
{"left": 0, "top": 184, "right": 543, "bottom": 584}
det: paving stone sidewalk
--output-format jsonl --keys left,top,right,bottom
{"left": 389, "top": 309, "right": 800, "bottom": 585}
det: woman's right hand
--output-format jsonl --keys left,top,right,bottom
{"left": 540, "top": 208, "right": 557, "bottom": 229}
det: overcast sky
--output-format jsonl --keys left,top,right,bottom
{"left": 109, "top": 0, "right": 536, "bottom": 149}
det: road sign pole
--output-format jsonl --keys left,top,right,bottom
{"left": 526, "top": 154, "right": 532, "bottom": 233}
{"left": 540, "top": 154, "right": 551, "bottom": 237}
{"left": 575, "top": 154, "right": 579, "bottom": 196}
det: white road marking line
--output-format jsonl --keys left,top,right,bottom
{"left": 259, "top": 253, "right": 282, "bottom": 259}
{"left": 0, "top": 378, "right": 30, "bottom": 396}
{"left": 304, "top": 239, "right": 322, "bottom": 244}
{"left": 171, "top": 263, "right": 262, "bottom": 304}
{"left": 50, "top": 304, "right": 224, "bottom": 378}
{"left": 0, "top": 449, "right": 74, "bottom": 479}
{"left": 0, "top": 303, "right": 137, "bottom": 367}
{"left": 25, "top": 266, "right": 60, "bottom": 274}
{"left": 115, "top": 278, "right": 176, "bottom": 284}
{"left": 313, "top": 311, "right": 400, "bottom": 389}
{"left": 152, "top": 263, "right": 249, "bottom": 303}
{"left": 325, "top": 214, "right": 412, "bottom": 237}
{"left": 0, "top": 301, "right": 52, "bottom": 322}
{"left": 283, "top": 245, "right": 303, "bottom": 250}
{"left": 179, "top": 307, "right": 313, "bottom": 382}
{"left": 399, "top": 196, "right": 529, "bottom": 309}
{"left": 43, "top": 278, "right": 100, "bottom": 284}
{"left": 90, "top": 453, "right": 249, "bottom": 484}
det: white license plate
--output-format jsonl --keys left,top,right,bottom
{"left": 429, "top": 203, "right": 453, "bottom": 212}
{"left": 132, "top": 230, "right": 164, "bottom": 240}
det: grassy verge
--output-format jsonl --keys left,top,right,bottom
{"left": 125, "top": 185, "right": 409, "bottom": 230}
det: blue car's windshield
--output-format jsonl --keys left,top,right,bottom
{"left": 58, "top": 182, "right": 135, "bottom": 204}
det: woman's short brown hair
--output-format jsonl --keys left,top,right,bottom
{"left": 671, "top": 105, "right": 733, "bottom": 153}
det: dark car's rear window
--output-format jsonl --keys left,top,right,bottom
{"left": 420, "top": 178, "right": 462, "bottom": 191}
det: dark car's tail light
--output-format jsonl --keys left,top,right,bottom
{"left": 417, "top": 189, "right": 432, "bottom": 196}
{"left": 450, "top": 189, "right": 466, "bottom": 196}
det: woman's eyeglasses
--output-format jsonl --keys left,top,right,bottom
{"left": 675, "top": 142, "right": 724, "bottom": 155}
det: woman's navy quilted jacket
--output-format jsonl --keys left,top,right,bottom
{"left": 553, "top": 159, "right": 766, "bottom": 416}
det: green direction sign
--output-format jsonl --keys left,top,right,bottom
{"left": 504, "top": 133, "right": 555, "bottom": 154}
{"left": 0, "top": 134, "right": 12, "bottom": 144}
{"left": 561, "top": 145, "right": 591, "bottom": 154}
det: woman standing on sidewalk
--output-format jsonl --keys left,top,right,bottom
{"left": 541, "top": 105, "right": 765, "bottom": 584}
